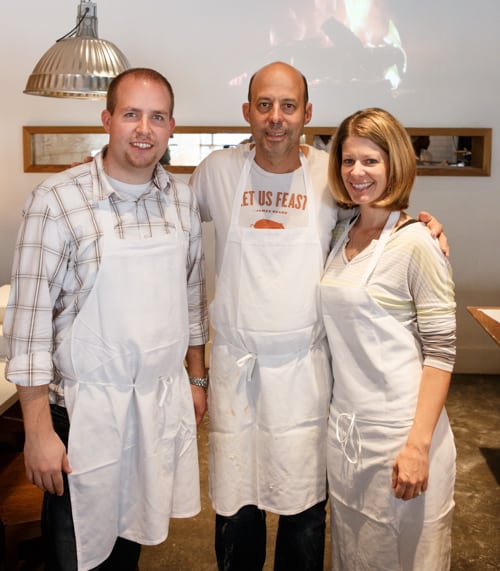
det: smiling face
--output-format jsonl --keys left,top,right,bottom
{"left": 340, "top": 136, "right": 389, "bottom": 208}
{"left": 329, "top": 108, "right": 416, "bottom": 211}
{"left": 242, "top": 62, "right": 312, "bottom": 173}
{"left": 101, "top": 74, "right": 175, "bottom": 183}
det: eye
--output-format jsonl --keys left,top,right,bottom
{"left": 257, "top": 101, "right": 271, "bottom": 112}
{"left": 282, "top": 102, "right": 296, "bottom": 113}
{"left": 124, "top": 111, "right": 137, "bottom": 118}
{"left": 342, "top": 158, "right": 354, "bottom": 166}
{"left": 152, "top": 114, "right": 166, "bottom": 122}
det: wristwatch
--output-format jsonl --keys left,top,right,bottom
{"left": 189, "top": 375, "right": 209, "bottom": 389}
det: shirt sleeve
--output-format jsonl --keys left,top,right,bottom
{"left": 4, "top": 189, "right": 69, "bottom": 386}
{"left": 177, "top": 180, "right": 209, "bottom": 347}
{"left": 407, "top": 230, "right": 456, "bottom": 372}
{"left": 189, "top": 160, "right": 213, "bottom": 223}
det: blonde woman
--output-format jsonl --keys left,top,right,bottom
{"left": 321, "top": 108, "right": 456, "bottom": 570}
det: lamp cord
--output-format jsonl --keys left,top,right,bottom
{"left": 56, "top": 7, "right": 90, "bottom": 42}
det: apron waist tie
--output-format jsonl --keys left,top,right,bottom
{"left": 158, "top": 376, "right": 173, "bottom": 407}
{"left": 232, "top": 335, "right": 326, "bottom": 384}
{"left": 336, "top": 412, "right": 362, "bottom": 465}
{"left": 236, "top": 353, "right": 257, "bottom": 382}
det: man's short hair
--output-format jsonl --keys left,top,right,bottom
{"left": 106, "top": 68, "right": 175, "bottom": 116}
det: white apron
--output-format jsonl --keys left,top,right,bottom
{"left": 208, "top": 149, "right": 332, "bottom": 516}
{"left": 54, "top": 195, "right": 200, "bottom": 570}
{"left": 321, "top": 212, "right": 455, "bottom": 570}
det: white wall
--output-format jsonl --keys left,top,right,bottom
{"left": 1, "top": 0, "right": 499, "bottom": 372}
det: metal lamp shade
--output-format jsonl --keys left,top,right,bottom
{"left": 24, "top": 1, "right": 130, "bottom": 99}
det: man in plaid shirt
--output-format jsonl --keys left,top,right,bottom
{"left": 4, "top": 68, "right": 208, "bottom": 571}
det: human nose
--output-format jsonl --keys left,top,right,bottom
{"left": 269, "top": 103, "right": 283, "bottom": 124}
{"left": 351, "top": 160, "right": 365, "bottom": 175}
{"left": 136, "top": 115, "right": 151, "bottom": 134}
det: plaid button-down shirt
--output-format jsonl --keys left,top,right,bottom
{"left": 4, "top": 151, "right": 208, "bottom": 405}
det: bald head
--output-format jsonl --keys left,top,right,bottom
{"left": 242, "top": 61, "right": 312, "bottom": 172}
{"left": 247, "top": 62, "right": 309, "bottom": 109}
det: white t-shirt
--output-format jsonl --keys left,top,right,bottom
{"left": 239, "top": 161, "right": 309, "bottom": 228}
{"left": 190, "top": 143, "right": 340, "bottom": 276}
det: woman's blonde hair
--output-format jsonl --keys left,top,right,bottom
{"left": 328, "top": 107, "right": 416, "bottom": 210}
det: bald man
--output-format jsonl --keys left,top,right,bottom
{"left": 191, "top": 62, "right": 334, "bottom": 571}
{"left": 191, "top": 62, "right": 444, "bottom": 570}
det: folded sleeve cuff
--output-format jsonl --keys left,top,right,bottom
{"left": 5, "top": 352, "right": 54, "bottom": 387}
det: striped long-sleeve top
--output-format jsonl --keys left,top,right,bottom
{"left": 322, "top": 219, "right": 456, "bottom": 371}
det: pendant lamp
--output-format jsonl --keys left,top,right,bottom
{"left": 24, "top": 0, "right": 130, "bottom": 99}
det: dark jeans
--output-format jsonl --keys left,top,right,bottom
{"left": 42, "top": 405, "right": 141, "bottom": 571}
{"left": 215, "top": 500, "right": 327, "bottom": 571}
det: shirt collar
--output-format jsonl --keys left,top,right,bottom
{"left": 91, "top": 146, "right": 172, "bottom": 202}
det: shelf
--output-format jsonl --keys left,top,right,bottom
{"left": 303, "top": 126, "right": 492, "bottom": 176}
{"left": 23, "top": 125, "right": 491, "bottom": 176}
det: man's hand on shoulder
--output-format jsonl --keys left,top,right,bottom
{"left": 417, "top": 211, "right": 449, "bottom": 257}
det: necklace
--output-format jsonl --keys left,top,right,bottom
{"left": 345, "top": 216, "right": 390, "bottom": 262}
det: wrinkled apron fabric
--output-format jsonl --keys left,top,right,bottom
{"left": 208, "top": 149, "right": 332, "bottom": 516}
{"left": 321, "top": 211, "right": 455, "bottom": 570}
{"left": 53, "top": 197, "right": 199, "bottom": 570}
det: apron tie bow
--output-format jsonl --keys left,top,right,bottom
{"left": 158, "top": 376, "right": 173, "bottom": 407}
{"left": 236, "top": 353, "right": 257, "bottom": 382}
{"left": 336, "top": 412, "right": 362, "bottom": 464}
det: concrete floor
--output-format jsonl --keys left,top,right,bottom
{"left": 140, "top": 374, "right": 500, "bottom": 570}
{"left": 5, "top": 374, "right": 498, "bottom": 570}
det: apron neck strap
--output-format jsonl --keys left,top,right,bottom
{"left": 324, "top": 210, "right": 400, "bottom": 283}
{"left": 360, "top": 210, "right": 400, "bottom": 285}
{"left": 96, "top": 187, "right": 183, "bottom": 238}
